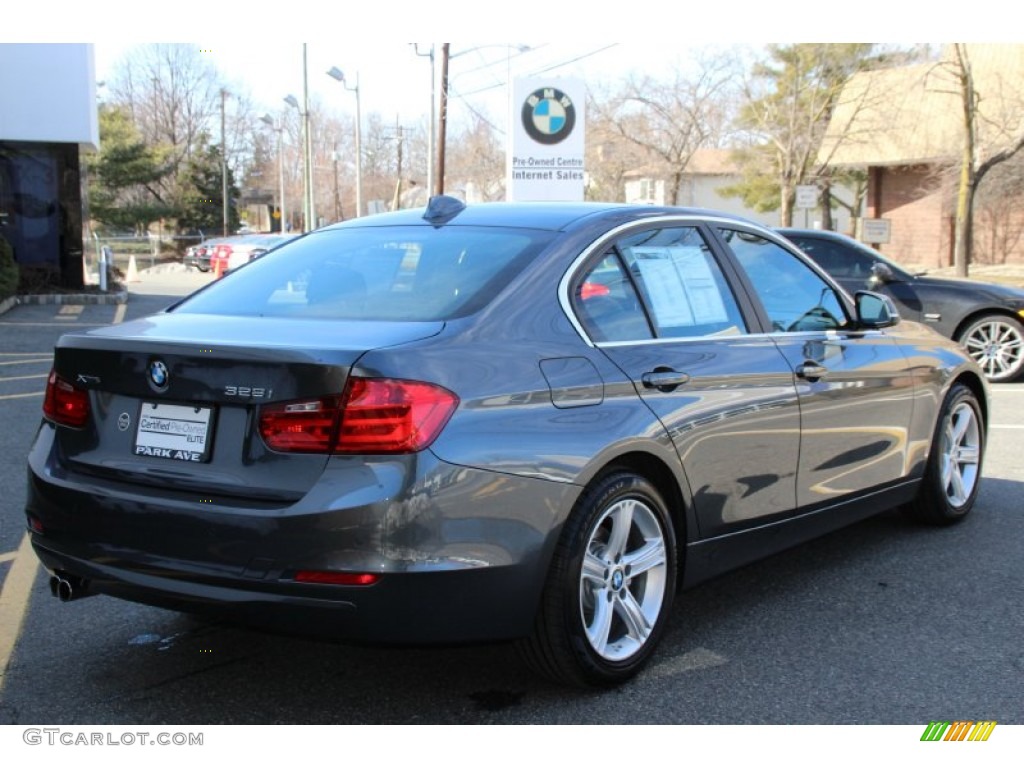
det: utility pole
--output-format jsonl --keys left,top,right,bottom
{"left": 392, "top": 119, "right": 405, "bottom": 211}
{"left": 436, "top": 43, "right": 450, "bottom": 196}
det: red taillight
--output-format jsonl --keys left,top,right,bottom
{"left": 258, "top": 396, "right": 341, "bottom": 453}
{"left": 335, "top": 377, "right": 458, "bottom": 454}
{"left": 42, "top": 370, "right": 90, "bottom": 428}
{"left": 258, "top": 377, "right": 458, "bottom": 455}
{"left": 293, "top": 570, "right": 380, "bottom": 586}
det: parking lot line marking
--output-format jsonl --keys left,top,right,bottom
{"left": 0, "top": 551, "right": 16, "bottom": 564}
{"left": 990, "top": 424, "right": 1024, "bottom": 429}
{"left": 0, "top": 392, "right": 43, "bottom": 401}
{"left": 0, "top": 358, "right": 52, "bottom": 366}
{"left": 58, "top": 306, "right": 83, "bottom": 316}
{"left": 0, "top": 373, "right": 48, "bottom": 383}
{"left": 113, "top": 303, "right": 127, "bottom": 324}
{"left": 0, "top": 534, "right": 39, "bottom": 695}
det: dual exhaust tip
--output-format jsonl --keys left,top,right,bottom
{"left": 48, "top": 572, "right": 91, "bottom": 602}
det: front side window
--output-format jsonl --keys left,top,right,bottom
{"left": 719, "top": 229, "right": 848, "bottom": 333}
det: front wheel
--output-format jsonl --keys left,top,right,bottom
{"left": 905, "top": 383, "right": 985, "bottom": 525}
{"left": 518, "top": 472, "right": 677, "bottom": 687}
{"left": 957, "top": 315, "right": 1024, "bottom": 383}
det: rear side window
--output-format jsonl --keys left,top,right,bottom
{"left": 572, "top": 226, "right": 747, "bottom": 343}
{"left": 174, "top": 225, "right": 555, "bottom": 321}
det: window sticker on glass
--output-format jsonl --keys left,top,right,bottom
{"left": 632, "top": 246, "right": 730, "bottom": 327}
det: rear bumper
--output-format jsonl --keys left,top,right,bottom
{"left": 26, "top": 432, "right": 579, "bottom": 644}
{"left": 31, "top": 538, "right": 545, "bottom": 644}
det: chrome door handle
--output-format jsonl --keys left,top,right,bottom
{"left": 641, "top": 370, "right": 691, "bottom": 392}
{"left": 796, "top": 363, "right": 828, "bottom": 380}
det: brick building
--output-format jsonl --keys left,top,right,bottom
{"left": 821, "top": 44, "right": 1024, "bottom": 270}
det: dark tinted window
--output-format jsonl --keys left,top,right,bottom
{"left": 788, "top": 234, "right": 876, "bottom": 279}
{"left": 174, "top": 225, "right": 556, "bottom": 321}
{"left": 719, "top": 229, "right": 848, "bottom": 333}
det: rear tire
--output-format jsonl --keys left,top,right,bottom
{"left": 518, "top": 472, "right": 677, "bottom": 687}
{"left": 905, "top": 383, "right": 985, "bottom": 525}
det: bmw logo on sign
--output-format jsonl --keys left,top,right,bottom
{"left": 148, "top": 360, "right": 170, "bottom": 391}
{"left": 522, "top": 88, "right": 576, "bottom": 145}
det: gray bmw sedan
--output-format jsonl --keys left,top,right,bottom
{"left": 27, "top": 198, "right": 988, "bottom": 687}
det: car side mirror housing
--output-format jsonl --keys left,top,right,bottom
{"left": 868, "top": 262, "right": 894, "bottom": 287}
{"left": 854, "top": 290, "right": 900, "bottom": 329}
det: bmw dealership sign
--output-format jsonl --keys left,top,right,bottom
{"left": 508, "top": 77, "right": 586, "bottom": 201}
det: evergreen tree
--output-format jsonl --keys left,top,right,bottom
{"left": 86, "top": 104, "right": 173, "bottom": 233}
{"left": 176, "top": 143, "right": 240, "bottom": 235}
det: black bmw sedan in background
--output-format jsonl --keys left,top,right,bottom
{"left": 778, "top": 227, "right": 1024, "bottom": 383}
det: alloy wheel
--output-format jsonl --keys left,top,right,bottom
{"left": 579, "top": 497, "right": 668, "bottom": 661}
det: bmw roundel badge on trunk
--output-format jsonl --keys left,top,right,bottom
{"left": 147, "top": 360, "right": 169, "bottom": 391}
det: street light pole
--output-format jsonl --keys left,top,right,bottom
{"left": 326, "top": 66, "right": 363, "bottom": 218}
{"left": 260, "top": 114, "right": 286, "bottom": 233}
{"left": 302, "top": 44, "right": 316, "bottom": 229}
{"left": 220, "top": 88, "right": 230, "bottom": 236}
{"left": 285, "top": 91, "right": 312, "bottom": 233}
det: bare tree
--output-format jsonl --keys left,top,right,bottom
{"left": 585, "top": 83, "right": 652, "bottom": 202}
{"left": 595, "top": 50, "right": 741, "bottom": 206}
{"left": 941, "top": 44, "right": 1024, "bottom": 276}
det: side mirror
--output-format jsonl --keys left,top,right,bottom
{"left": 854, "top": 290, "right": 900, "bottom": 329}
{"left": 868, "top": 262, "right": 894, "bottom": 287}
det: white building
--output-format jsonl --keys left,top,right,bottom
{"left": 0, "top": 43, "right": 99, "bottom": 287}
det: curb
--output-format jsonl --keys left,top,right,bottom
{"left": 0, "top": 287, "right": 128, "bottom": 317}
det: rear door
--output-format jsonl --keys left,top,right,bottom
{"left": 570, "top": 220, "right": 801, "bottom": 539}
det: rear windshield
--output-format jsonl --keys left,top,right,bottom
{"left": 173, "top": 225, "right": 556, "bottom": 321}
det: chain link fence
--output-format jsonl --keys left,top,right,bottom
{"left": 84, "top": 233, "right": 211, "bottom": 282}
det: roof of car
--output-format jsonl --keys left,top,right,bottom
{"left": 320, "top": 200, "right": 762, "bottom": 233}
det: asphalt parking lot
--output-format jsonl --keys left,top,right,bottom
{"left": 0, "top": 264, "right": 1021, "bottom": 729}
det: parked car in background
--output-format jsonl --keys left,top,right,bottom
{"left": 183, "top": 237, "right": 230, "bottom": 272}
{"left": 209, "top": 233, "right": 299, "bottom": 275}
{"left": 30, "top": 199, "right": 988, "bottom": 687}
{"left": 778, "top": 227, "right": 1024, "bottom": 383}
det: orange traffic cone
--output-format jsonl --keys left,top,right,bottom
{"left": 213, "top": 257, "right": 224, "bottom": 279}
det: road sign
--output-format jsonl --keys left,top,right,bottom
{"left": 795, "top": 185, "right": 818, "bottom": 209}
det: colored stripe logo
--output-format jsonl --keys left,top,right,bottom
{"left": 921, "top": 721, "right": 997, "bottom": 741}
